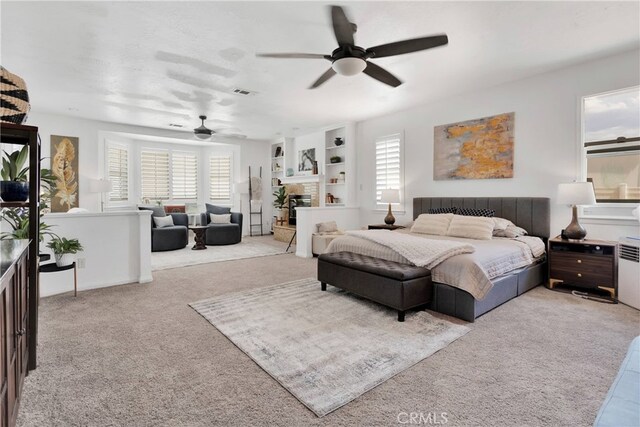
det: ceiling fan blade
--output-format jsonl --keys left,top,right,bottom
{"left": 256, "top": 53, "right": 330, "bottom": 59}
{"left": 362, "top": 62, "right": 402, "bottom": 87}
{"left": 309, "top": 68, "right": 337, "bottom": 89}
{"left": 367, "top": 34, "right": 448, "bottom": 58}
{"left": 331, "top": 5, "right": 355, "bottom": 47}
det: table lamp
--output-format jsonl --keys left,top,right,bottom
{"left": 89, "top": 178, "right": 112, "bottom": 213}
{"left": 557, "top": 182, "right": 596, "bottom": 240}
{"left": 381, "top": 189, "right": 400, "bottom": 225}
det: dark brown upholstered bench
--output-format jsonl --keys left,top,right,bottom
{"left": 317, "top": 251, "right": 433, "bottom": 322}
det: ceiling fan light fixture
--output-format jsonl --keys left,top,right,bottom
{"left": 194, "top": 115, "right": 214, "bottom": 140}
{"left": 332, "top": 57, "right": 366, "bottom": 76}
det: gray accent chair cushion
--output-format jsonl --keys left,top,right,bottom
{"left": 139, "top": 207, "right": 188, "bottom": 252}
{"left": 200, "top": 209, "right": 243, "bottom": 245}
{"left": 595, "top": 336, "right": 640, "bottom": 427}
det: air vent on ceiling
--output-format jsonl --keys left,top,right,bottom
{"left": 233, "top": 88, "right": 253, "bottom": 96}
{"left": 169, "top": 123, "right": 183, "bottom": 128}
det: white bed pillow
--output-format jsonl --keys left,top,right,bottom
{"left": 493, "top": 217, "right": 511, "bottom": 231}
{"left": 210, "top": 213, "right": 232, "bottom": 224}
{"left": 410, "top": 213, "right": 453, "bottom": 236}
{"left": 493, "top": 222, "right": 528, "bottom": 238}
{"left": 153, "top": 216, "right": 174, "bottom": 228}
{"left": 446, "top": 215, "right": 494, "bottom": 240}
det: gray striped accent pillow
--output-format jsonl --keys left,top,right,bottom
{"left": 446, "top": 215, "right": 495, "bottom": 240}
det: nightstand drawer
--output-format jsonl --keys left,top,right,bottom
{"left": 550, "top": 253, "right": 614, "bottom": 286}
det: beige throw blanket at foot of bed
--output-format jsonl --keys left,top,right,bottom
{"left": 345, "top": 230, "right": 474, "bottom": 270}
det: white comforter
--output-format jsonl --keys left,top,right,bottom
{"left": 325, "top": 230, "right": 545, "bottom": 300}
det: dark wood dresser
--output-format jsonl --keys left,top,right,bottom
{"left": 1, "top": 240, "right": 30, "bottom": 426}
{"left": 548, "top": 236, "right": 618, "bottom": 297}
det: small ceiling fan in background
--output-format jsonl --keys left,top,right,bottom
{"left": 193, "top": 115, "right": 247, "bottom": 140}
{"left": 256, "top": 5, "right": 448, "bottom": 89}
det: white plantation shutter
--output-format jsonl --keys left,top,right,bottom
{"left": 172, "top": 152, "right": 198, "bottom": 200}
{"left": 375, "top": 134, "right": 402, "bottom": 204}
{"left": 209, "top": 155, "right": 232, "bottom": 200}
{"left": 107, "top": 144, "right": 128, "bottom": 202}
{"left": 141, "top": 150, "right": 170, "bottom": 200}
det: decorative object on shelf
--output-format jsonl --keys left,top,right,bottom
{"left": 273, "top": 162, "right": 282, "bottom": 172}
{"left": 286, "top": 168, "right": 294, "bottom": 177}
{"left": 89, "top": 178, "right": 112, "bottom": 212}
{"left": 557, "top": 182, "right": 596, "bottom": 240}
{"left": 274, "top": 146, "right": 282, "bottom": 158}
{"left": 0, "top": 145, "right": 29, "bottom": 201}
{"left": 326, "top": 193, "right": 335, "bottom": 204}
{"left": 51, "top": 135, "right": 79, "bottom": 212}
{"left": 46, "top": 236, "right": 83, "bottom": 267}
{"left": 334, "top": 137, "right": 344, "bottom": 146}
{"left": 381, "top": 189, "right": 400, "bottom": 225}
{"left": 330, "top": 155, "right": 342, "bottom": 163}
{"left": 434, "top": 112, "right": 514, "bottom": 180}
{"left": 312, "top": 160, "right": 318, "bottom": 175}
{"left": 298, "top": 148, "right": 315, "bottom": 172}
{"left": 193, "top": 115, "right": 214, "bottom": 140}
{"left": 338, "top": 171, "right": 345, "bottom": 183}
{"left": 0, "top": 66, "right": 30, "bottom": 124}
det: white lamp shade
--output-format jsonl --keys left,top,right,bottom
{"left": 89, "top": 178, "right": 112, "bottom": 193}
{"left": 332, "top": 57, "right": 367, "bottom": 76}
{"left": 380, "top": 189, "right": 400, "bottom": 204}
{"left": 557, "top": 182, "right": 596, "bottom": 205}
{"left": 233, "top": 181, "right": 250, "bottom": 195}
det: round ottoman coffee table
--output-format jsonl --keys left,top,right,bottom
{"left": 189, "top": 226, "right": 208, "bottom": 250}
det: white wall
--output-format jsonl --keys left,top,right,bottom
{"left": 356, "top": 49, "right": 640, "bottom": 240}
{"left": 24, "top": 112, "right": 272, "bottom": 235}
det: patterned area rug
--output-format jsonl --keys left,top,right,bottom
{"left": 151, "top": 238, "right": 289, "bottom": 271}
{"left": 190, "top": 278, "right": 470, "bottom": 417}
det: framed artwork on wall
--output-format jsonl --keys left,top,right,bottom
{"left": 50, "top": 135, "right": 79, "bottom": 212}
{"left": 298, "top": 148, "right": 315, "bottom": 174}
{"left": 434, "top": 112, "right": 514, "bottom": 180}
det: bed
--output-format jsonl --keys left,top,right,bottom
{"left": 326, "top": 197, "right": 550, "bottom": 322}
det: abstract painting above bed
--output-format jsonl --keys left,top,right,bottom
{"left": 433, "top": 112, "right": 514, "bottom": 180}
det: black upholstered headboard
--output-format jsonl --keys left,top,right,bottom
{"left": 413, "top": 197, "right": 551, "bottom": 239}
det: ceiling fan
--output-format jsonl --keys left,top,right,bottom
{"left": 193, "top": 115, "right": 214, "bottom": 140}
{"left": 256, "top": 5, "right": 448, "bottom": 89}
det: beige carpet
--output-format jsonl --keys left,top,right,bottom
{"left": 16, "top": 243, "right": 640, "bottom": 426}
{"left": 191, "top": 278, "right": 469, "bottom": 417}
{"left": 151, "top": 235, "right": 288, "bottom": 271}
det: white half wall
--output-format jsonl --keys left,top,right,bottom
{"left": 356, "top": 49, "right": 640, "bottom": 240}
{"left": 40, "top": 211, "right": 152, "bottom": 297}
{"left": 295, "top": 207, "right": 361, "bottom": 258}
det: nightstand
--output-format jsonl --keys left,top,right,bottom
{"left": 368, "top": 224, "right": 406, "bottom": 230}
{"left": 548, "top": 237, "right": 618, "bottom": 298}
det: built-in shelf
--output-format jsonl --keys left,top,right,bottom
{"left": 326, "top": 162, "right": 345, "bottom": 166}
{"left": 325, "top": 183, "right": 345, "bottom": 186}
{"left": 326, "top": 145, "right": 345, "bottom": 151}
{"left": 280, "top": 174, "right": 322, "bottom": 184}
{"left": 326, "top": 203, "right": 345, "bottom": 206}
{"left": 272, "top": 169, "right": 283, "bottom": 174}
{"left": 271, "top": 156, "right": 284, "bottom": 160}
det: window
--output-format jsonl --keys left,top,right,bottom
{"left": 583, "top": 87, "right": 640, "bottom": 203}
{"left": 107, "top": 143, "right": 128, "bottom": 202}
{"left": 141, "top": 150, "right": 170, "bottom": 201}
{"left": 375, "top": 133, "right": 403, "bottom": 206}
{"left": 171, "top": 151, "right": 198, "bottom": 200}
{"left": 209, "top": 155, "right": 232, "bottom": 201}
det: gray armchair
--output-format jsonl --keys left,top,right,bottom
{"left": 139, "top": 207, "right": 189, "bottom": 252}
{"left": 200, "top": 204, "right": 242, "bottom": 245}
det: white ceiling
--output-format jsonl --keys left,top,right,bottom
{"left": 2, "top": 1, "right": 638, "bottom": 140}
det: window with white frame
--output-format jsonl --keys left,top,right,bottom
{"left": 583, "top": 87, "right": 640, "bottom": 203}
{"left": 375, "top": 133, "right": 403, "bottom": 206}
{"left": 209, "top": 155, "right": 232, "bottom": 201}
{"left": 106, "top": 143, "right": 129, "bottom": 202}
{"left": 172, "top": 151, "right": 198, "bottom": 200}
{"left": 141, "top": 149, "right": 170, "bottom": 201}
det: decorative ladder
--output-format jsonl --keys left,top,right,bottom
{"left": 248, "top": 166, "right": 264, "bottom": 236}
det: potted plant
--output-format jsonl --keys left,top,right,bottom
{"left": 272, "top": 186, "right": 288, "bottom": 221}
{"left": 0, "top": 145, "right": 29, "bottom": 201}
{"left": 46, "top": 236, "right": 83, "bottom": 267}
{"left": 330, "top": 155, "right": 342, "bottom": 164}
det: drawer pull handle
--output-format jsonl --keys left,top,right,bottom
{"left": 577, "top": 259, "right": 582, "bottom": 263}
{"left": 577, "top": 273, "right": 582, "bottom": 278}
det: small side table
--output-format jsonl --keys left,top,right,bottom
{"left": 189, "top": 226, "right": 208, "bottom": 250}
{"left": 39, "top": 262, "right": 77, "bottom": 297}
{"left": 368, "top": 224, "right": 405, "bottom": 231}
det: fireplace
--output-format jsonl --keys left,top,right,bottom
{"left": 289, "top": 194, "right": 311, "bottom": 225}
